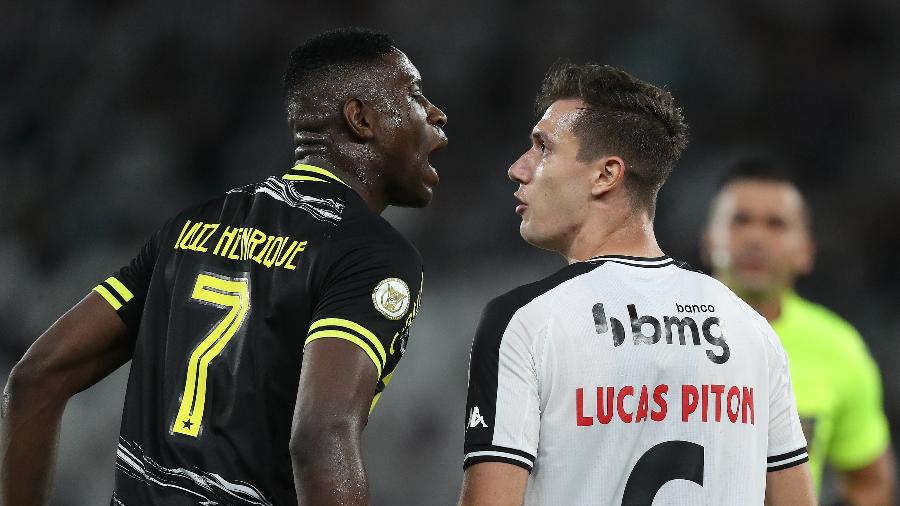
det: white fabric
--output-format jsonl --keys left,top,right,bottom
{"left": 484, "top": 258, "right": 807, "bottom": 505}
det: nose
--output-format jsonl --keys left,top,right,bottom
{"left": 428, "top": 102, "right": 447, "bottom": 129}
{"left": 508, "top": 150, "right": 532, "bottom": 184}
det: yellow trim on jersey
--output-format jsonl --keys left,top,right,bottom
{"left": 308, "top": 318, "right": 386, "bottom": 364}
{"left": 282, "top": 174, "right": 329, "bottom": 183}
{"left": 105, "top": 276, "right": 134, "bottom": 302}
{"left": 370, "top": 370, "right": 396, "bottom": 413}
{"left": 288, "top": 164, "right": 349, "bottom": 186}
{"left": 305, "top": 330, "right": 383, "bottom": 378}
{"left": 93, "top": 285, "right": 123, "bottom": 310}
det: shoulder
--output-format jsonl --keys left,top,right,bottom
{"left": 227, "top": 176, "right": 349, "bottom": 226}
{"left": 674, "top": 266, "right": 786, "bottom": 355}
{"left": 476, "top": 261, "right": 601, "bottom": 343}
{"left": 337, "top": 197, "right": 422, "bottom": 263}
{"left": 787, "top": 294, "right": 861, "bottom": 340}
{"left": 784, "top": 294, "right": 868, "bottom": 357}
{"left": 148, "top": 194, "right": 229, "bottom": 247}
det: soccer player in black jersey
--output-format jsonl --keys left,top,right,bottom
{"left": 1, "top": 28, "right": 447, "bottom": 506}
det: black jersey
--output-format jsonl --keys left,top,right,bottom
{"left": 94, "top": 164, "right": 424, "bottom": 506}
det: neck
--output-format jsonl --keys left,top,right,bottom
{"left": 298, "top": 154, "right": 388, "bottom": 214}
{"left": 563, "top": 210, "right": 664, "bottom": 264}
{"left": 735, "top": 288, "right": 784, "bottom": 322}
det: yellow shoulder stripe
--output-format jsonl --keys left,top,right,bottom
{"left": 288, "top": 164, "right": 349, "bottom": 187}
{"left": 305, "top": 330, "right": 383, "bottom": 378}
{"left": 370, "top": 392, "right": 381, "bottom": 413}
{"left": 105, "top": 277, "right": 134, "bottom": 302}
{"left": 308, "top": 318, "right": 386, "bottom": 364}
{"left": 93, "top": 285, "right": 123, "bottom": 310}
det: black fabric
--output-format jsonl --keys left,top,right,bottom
{"left": 463, "top": 261, "right": 602, "bottom": 462}
{"left": 104, "top": 174, "right": 423, "bottom": 506}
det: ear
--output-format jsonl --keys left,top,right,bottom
{"left": 590, "top": 156, "right": 626, "bottom": 198}
{"left": 342, "top": 98, "right": 378, "bottom": 140}
{"left": 699, "top": 230, "right": 713, "bottom": 268}
{"left": 795, "top": 233, "right": 815, "bottom": 276}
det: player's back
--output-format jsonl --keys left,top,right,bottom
{"left": 98, "top": 165, "right": 423, "bottom": 505}
{"left": 464, "top": 255, "right": 807, "bottom": 506}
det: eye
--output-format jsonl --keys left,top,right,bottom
{"left": 731, "top": 213, "right": 751, "bottom": 227}
{"left": 766, "top": 216, "right": 788, "bottom": 231}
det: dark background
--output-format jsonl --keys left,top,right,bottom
{"left": 2, "top": 1, "right": 899, "bottom": 504}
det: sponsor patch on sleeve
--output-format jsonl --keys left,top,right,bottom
{"left": 372, "top": 278, "right": 410, "bottom": 320}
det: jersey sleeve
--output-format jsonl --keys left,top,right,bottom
{"left": 92, "top": 230, "right": 161, "bottom": 333}
{"left": 305, "top": 228, "right": 423, "bottom": 384}
{"left": 764, "top": 325, "right": 809, "bottom": 472}
{"left": 463, "top": 296, "right": 541, "bottom": 473}
{"left": 828, "top": 330, "right": 891, "bottom": 470}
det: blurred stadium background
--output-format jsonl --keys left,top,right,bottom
{"left": 2, "top": 1, "right": 899, "bottom": 504}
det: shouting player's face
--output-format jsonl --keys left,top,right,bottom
{"left": 374, "top": 50, "right": 448, "bottom": 207}
{"left": 508, "top": 99, "right": 598, "bottom": 253}
{"left": 706, "top": 180, "right": 813, "bottom": 299}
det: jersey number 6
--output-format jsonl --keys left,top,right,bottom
{"left": 172, "top": 272, "right": 251, "bottom": 438}
{"left": 621, "top": 440, "right": 704, "bottom": 505}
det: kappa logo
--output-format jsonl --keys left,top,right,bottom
{"left": 468, "top": 406, "right": 488, "bottom": 428}
{"left": 372, "top": 278, "right": 410, "bottom": 320}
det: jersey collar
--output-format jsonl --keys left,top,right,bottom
{"left": 585, "top": 254, "right": 675, "bottom": 268}
{"left": 282, "top": 163, "right": 349, "bottom": 187}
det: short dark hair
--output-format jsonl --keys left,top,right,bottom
{"left": 283, "top": 28, "right": 395, "bottom": 126}
{"left": 716, "top": 156, "right": 811, "bottom": 226}
{"left": 535, "top": 63, "right": 689, "bottom": 215}
{"left": 716, "top": 156, "right": 799, "bottom": 189}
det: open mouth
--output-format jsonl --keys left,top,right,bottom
{"left": 514, "top": 193, "right": 527, "bottom": 215}
{"left": 425, "top": 133, "right": 449, "bottom": 186}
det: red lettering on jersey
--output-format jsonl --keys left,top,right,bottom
{"left": 711, "top": 384, "right": 725, "bottom": 422}
{"left": 727, "top": 386, "right": 741, "bottom": 423}
{"left": 573, "top": 383, "right": 754, "bottom": 427}
{"left": 682, "top": 384, "right": 699, "bottom": 421}
{"left": 651, "top": 384, "right": 668, "bottom": 421}
{"left": 682, "top": 383, "right": 755, "bottom": 424}
{"left": 742, "top": 387, "right": 755, "bottom": 424}
{"left": 597, "top": 386, "right": 614, "bottom": 424}
{"left": 576, "top": 388, "right": 593, "bottom": 426}
{"left": 635, "top": 385, "right": 650, "bottom": 422}
{"left": 701, "top": 384, "right": 709, "bottom": 422}
{"left": 617, "top": 386, "right": 634, "bottom": 423}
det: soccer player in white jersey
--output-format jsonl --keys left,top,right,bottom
{"left": 458, "top": 63, "right": 816, "bottom": 506}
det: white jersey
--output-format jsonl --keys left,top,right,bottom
{"left": 464, "top": 255, "right": 807, "bottom": 505}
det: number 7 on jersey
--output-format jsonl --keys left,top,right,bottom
{"left": 172, "top": 272, "right": 251, "bottom": 437}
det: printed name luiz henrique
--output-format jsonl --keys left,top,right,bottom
{"left": 173, "top": 219, "right": 307, "bottom": 270}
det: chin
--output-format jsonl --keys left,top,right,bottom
{"left": 520, "top": 224, "right": 559, "bottom": 253}
{"left": 392, "top": 187, "right": 433, "bottom": 208}
{"left": 729, "top": 274, "right": 777, "bottom": 298}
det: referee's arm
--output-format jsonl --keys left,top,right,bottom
{"left": 1, "top": 292, "right": 134, "bottom": 506}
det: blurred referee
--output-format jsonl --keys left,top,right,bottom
{"left": 703, "top": 157, "right": 896, "bottom": 505}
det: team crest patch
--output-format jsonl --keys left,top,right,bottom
{"left": 372, "top": 278, "right": 410, "bottom": 320}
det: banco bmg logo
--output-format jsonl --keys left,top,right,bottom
{"left": 592, "top": 303, "right": 730, "bottom": 364}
